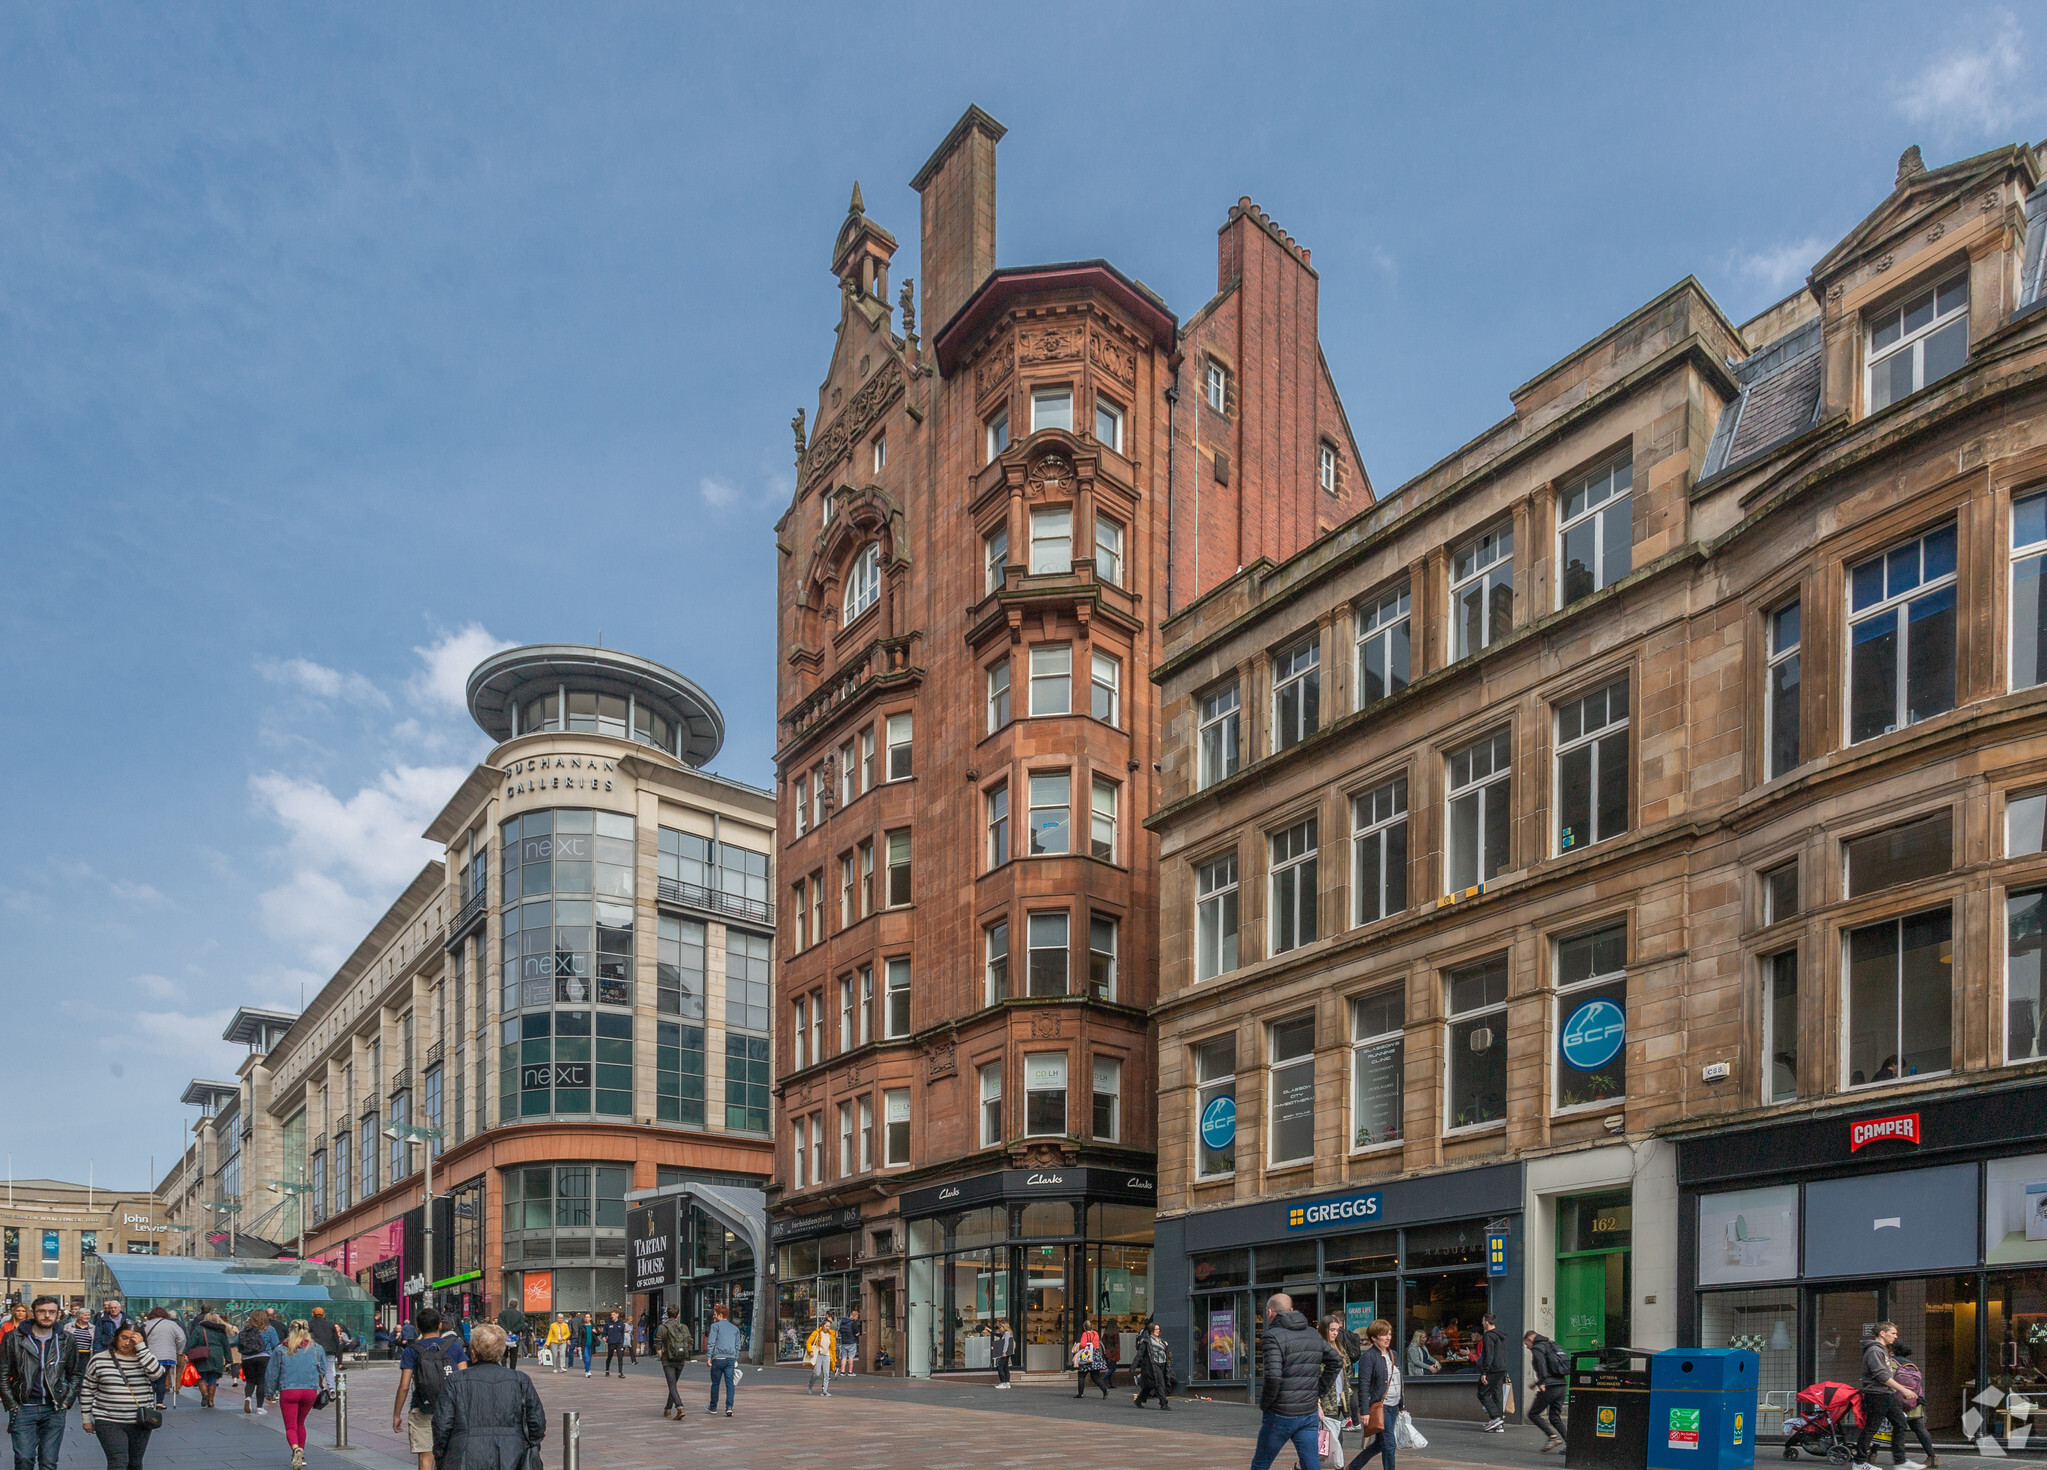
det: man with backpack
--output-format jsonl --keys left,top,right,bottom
{"left": 655, "top": 1306, "right": 693, "bottom": 1420}
{"left": 392, "top": 1308, "right": 467, "bottom": 1470}
{"left": 1523, "top": 1329, "right": 1570, "bottom": 1451}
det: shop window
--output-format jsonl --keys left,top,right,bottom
{"left": 1556, "top": 678, "right": 1630, "bottom": 854}
{"left": 1024, "top": 1053, "right": 1068, "bottom": 1137}
{"left": 1090, "top": 652, "right": 1121, "bottom": 725}
{"left": 1351, "top": 987, "right": 1404, "bottom": 1148}
{"left": 1843, "top": 811, "right": 1952, "bottom": 897}
{"left": 1196, "top": 853, "right": 1240, "bottom": 981}
{"left": 2009, "top": 790, "right": 2047, "bottom": 856}
{"left": 984, "top": 523, "right": 1008, "bottom": 595}
{"left": 1450, "top": 525, "right": 1514, "bottom": 660}
{"left": 1028, "top": 771, "right": 1071, "bottom": 855}
{"left": 1269, "top": 817, "right": 1319, "bottom": 955}
{"left": 1029, "top": 507, "right": 1072, "bottom": 574}
{"left": 1559, "top": 456, "right": 1634, "bottom": 607}
{"left": 1697, "top": 1288, "right": 1800, "bottom": 1408}
{"left": 1027, "top": 912, "right": 1070, "bottom": 996}
{"left": 1194, "top": 1036, "right": 1237, "bottom": 1179}
{"left": 1271, "top": 639, "right": 1321, "bottom": 752}
{"left": 1355, "top": 586, "right": 1411, "bottom": 710}
{"left": 986, "top": 660, "right": 1010, "bottom": 732}
{"left": 1255, "top": 1239, "right": 1319, "bottom": 1284}
{"left": 886, "top": 712, "right": 913, "bottom": 780}
{"left": 1844, "top": 907, "right": 1953, "bottom": 1086}
{"left": 1029, "top": 646, "right": 1072, "bottom": 717}
{"left": 1555, "top": 924, "right": 1627, "bottom": 1112}
{"left": 1352, "top": 776, "right": 1408, "bottom": 926}
{"left": 1445, "top": 956, "right": 1508, "bottom": 1130}
{"left": 1087, "top": 915, "right": 1118, "bottom": 1001}
{"left": 1326, "top": 1230, "right": 1397, "bottom": 1276}
{"left": 1866, "top": 270, "right": 1968, "bottom": 412}
{"left": 1199, "top": 683, "right": 1241, "bottom": 788}
{"left": 1761, "top": 861, "right": 1799, "bottom": 926}
{"left": 1403, "top": 1270, "right": 1492, "bottom": 1375}
{"left": 1091, "top": 1055, "right": 1121, "bottom": 1141}
{"left": 984, "top": 920, "right": 1010, "bottom": 1004}
{"left": 884, "top": 958, "right": 911, "bottom": 1038}
{"left": 1446, "top": 730, "right": 1512, "bottom": 892}
{"left": 886, "top": 830, "right": 912, "bottom": 907}
{"left": 979, "top": 1062, "right": 1003, "bottom": 1147}
{"left": 883, "top": 1089, "right": 909, "bottom": 1166}
{"left": 844, "top": 542, "right": 882, "bottom": 624}
{"left": 1766, "top": 601, "right": 1802, "bottom": 779}
{"left": 1763, "top": 952, "right": 1798, "bottom": 1104}
{"left": 2006, "top": 890, "right": 2047, "bottom": 1063}
{"left": 1267, "top": 1015, "right": 1316, "bottom": 1166}
{"left": 1094, "top": 512, "right": 1125, "bottom": 585}
{"left": 1848, "top": 524, "right": 1957, "bottom": 744}
{"left": 655, "top": 1021, "right": 705, "bottom": 1126}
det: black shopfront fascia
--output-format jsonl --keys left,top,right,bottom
{"left": 1676, "top": 1076, "right": 2047, "bottom": 1377}
{"left": 899, "top": 1167, "right": 1159, "bottom": 1218}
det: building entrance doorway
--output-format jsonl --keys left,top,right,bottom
{"left": 1555, "top": 1191, "right": 1631, "bottom": 1354}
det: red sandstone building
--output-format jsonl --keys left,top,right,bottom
{"left": 768, "top": 105, "right": 1371, "bottom": 1374}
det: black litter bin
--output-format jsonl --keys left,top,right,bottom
{"left": 1566, "top": 1348, "right": 1653, "bottom": 1470}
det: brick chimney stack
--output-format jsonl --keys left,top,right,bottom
{"left": 911, "top": 105, "right": 1006, "bottom": 342}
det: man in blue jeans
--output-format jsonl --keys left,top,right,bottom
{"left": 1249, "top": 1292, "right": 1344, "bottom": 1470}
{"left": 1, "top": 1296, "right": 86, "bottom": 1470}
{"left": 704, "top": 1303, "right": 743, "bottom": 1418}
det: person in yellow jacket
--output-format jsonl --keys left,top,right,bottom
{"left": 804, "top": 1319, "right": 837, "bottom": 1397}
{"left": 544, "top": 1315, "right": 572, "bottom": 1375}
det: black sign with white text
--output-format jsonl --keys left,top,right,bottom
{"left": 625, "top": 1197, "right": 681, "bottom": 1293}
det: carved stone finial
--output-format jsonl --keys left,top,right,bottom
{"left": 898, "top": 278, "right": 916, "bottom": 337}
{"left": 791, "top": 407, "right": 807, "bottom": 470}
{"left": 1897, "top": 146, "right": 1925, "bottom": 186}
{"left": 848, "top": 181, "right": 865, "bottom": 216}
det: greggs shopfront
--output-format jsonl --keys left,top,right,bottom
{"left": 1679, "top": 1078, "right": 2047, "bottom": 1454}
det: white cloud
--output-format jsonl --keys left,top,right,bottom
{"left": 257, "top": 656, "right": 389, "bottom": 707}
{"left": 252, "top": 763, "right": 466, "bottom": 890}
{"left": 407, "top": 623, "right": 516, "bottom": 713}
{"left": 129, "top": 973, "right": 182, "bottom": 1001}
{"left": 700, "top": 475, "right": 742, "bottom": 508}
{"left": 254, "top": 866, "right": 387, "bottom": 968}
{"left": 1728, "top": 236, "right": 1827, "bottom": 295}
{"left": 1900, "top": 14, "right": 2036, "bottom": 137}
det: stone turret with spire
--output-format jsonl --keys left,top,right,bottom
{"left": 832, "top": 181, "right": 898, "bottom": 305}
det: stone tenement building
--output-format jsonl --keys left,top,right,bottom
{"left": 768, "top": 105, "right": 1367, "bottom": 1375}
{"left": 1149, "top": 142, "right": 2047, "bottom": 1422}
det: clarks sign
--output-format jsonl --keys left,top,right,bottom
{"left": 1850, "top": 1112, "right": 1921, "bottom": 1151}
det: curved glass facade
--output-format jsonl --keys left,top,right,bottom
{"left": 515, "top": 687, "right": 683, "bottom": 757}
{"left": 500, "top": 809, "right": 636, "bottom": 1010}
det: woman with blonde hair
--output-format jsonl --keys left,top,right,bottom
{"left": 263, "top": 1321, "right": 329, "bottom": 1469}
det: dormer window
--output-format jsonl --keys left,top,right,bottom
{"left": 1205, "top": 360, "right": 1227, "bottom": 412}
{"left": 1031, "top": 387, "right": 1073, "bottom": 434}
{"left": 1867, "top": 271, "right": 1969, "bottom": 413}
{"left": 843, "top": 542, "right": 882, "bottom": 624}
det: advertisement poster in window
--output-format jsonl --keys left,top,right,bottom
{"left": 1344, "top": 1300, "right": 1378, "bottom": 1336}
{"left": 1985, "top": 1154, "right": 2047, "bottom": 1265}
{"left": 1208, "top": 1307, "right": 1238, "bottom": 1374}
{"left": 1697, "top": 1186, "right": 1798, "bottom": 1285}
{"left": 523, "top": 1272, "right": 552, "bottom": 1312}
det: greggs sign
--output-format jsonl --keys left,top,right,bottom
{"left": 1850, "top": 1112, "right": 1920, "bottom": 1151}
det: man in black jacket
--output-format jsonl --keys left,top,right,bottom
{"left": 1, "top": 1296, "right": 85, "bottom": 1470}
{"left": 1523, "top": 1329, "right": 1570, "bottom": 1450}
{"left": 1248, "top": 1292, "right": 1344, "bottom": 1470}
{"left": 432, "top": 1323, "right": 544, "bottom": 1470}
{"left": 1477, "top": 1313, "right": 1510, "bottom": 1431}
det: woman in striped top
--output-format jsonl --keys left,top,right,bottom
{"left": 79, "top": 1323, "right": 165, "bottom": 1470}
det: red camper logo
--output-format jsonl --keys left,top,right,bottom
{"left": 1849, "top": 1112, "right": 1920, "bottom": 1151}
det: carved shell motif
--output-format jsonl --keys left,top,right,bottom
{"left": 1026, "top": 453, "right": 1075, "bottom": 500}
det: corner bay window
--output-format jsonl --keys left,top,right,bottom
{"left": 1268, "top": 1016, "right": 1316, "bottom": 1166}
{"left": 986, "top": 660, "right": 1010, "bottom": 731}
{"left": 1024, "top": 1054, "right": 1067, "bottom": 1136}
{"left": 1446, "top": 730, "right": 1511, "bottom": 892}
{"left": 1090, "top": 652, "right": 1120, "bottom": 724}
{"left": 883, "top": 1089, "right": 910, "bottom": 1166}
{"left": 985, "top": 921, "right": 1009, "bottom": 1002}
{"left": 1848, "top": 524, "right": 1957, "bottom": 743}
{"left": 1028, "top": 772, "right": 1071, "bottom": 855}
{"left": 1088, "top": 915, "right": 1117, "bottom": 1000}
{"left": 1196, "top": 854, "right": 1239, "bottom": 981}
{"left": 979, "top": 1061, "right": 1003, "bottom": 1146}
{"left": 1351, "top": 988, "right": 1404, "bottom": 1148}
{"left": 1867, "top": 270, "right": 1968, "bottom": 413}
{"left": 1194, "top": 1036, "right": 1236, "bottom": 1178}
{"left": 501, "top": 809, "right": 636, "bottom": 1010}
{"left": 1027, "top": 912, "right": 1069, "bottom": 996}
{"left": 1446, "top": 957, "right": 1508, "bottom": 1129}
{"left": 1091, "top": 1055, "right": 1121, "bottom": 1140}
{"left": 1845, "top": 908, "right": 1952, "bottom": 1086}
{"left": 1031, "top": 387, "right": 1073, "bottom": 435}
{"left": 984, "top": 524, "right": 1008, "bottom": 595}
{"left": 1556, "top": 678, "right": 1629, "bottom": 854}
{"left": 1029, "top": 507, "right": 1072, "bottom": 575}
{"left": 1559, "top": 457, "right": 1633, "bottom": 606}
{"left": 1029, "top": 646, "right": 1072, "bottom": 716}
{"left": 1094, "top": 513, "right": 1124, "bottom": 584}
{"left": 884, "top": 958, "right": 911, "bottom": 1038}
{"left": 986, "top": 784, "right": 1010, "bottom": 867}
{"left": 501, "top": 1009, "right": 634, "bottom": 1119}
{"left": 886, "top": 712, "right": 913, "bottom": 780}
{"left": 1090, "top": 778, "right": 1117, "bottom": 862}
{"left": 1451, "top": 525, "right": 1513, "bottom": 659}
{"left": 1268, "top": 818, "right": 1319, "bottom": 955}
{"left": 886, "top": 830, "right": 911, "bottom": 907}
{"left": 1352, "top": 777, "right": 1408, "bottom": 926}
{"left": 1555, "top": 924, "right": 1627, "bottom": 1110}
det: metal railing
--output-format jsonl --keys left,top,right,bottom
{"left": 656, "top": 876, "right": 774, "bottom": 927}
{"left": 447, "top": 885, "right": 489, "bottom": 948}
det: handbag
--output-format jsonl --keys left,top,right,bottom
{"left": 1365, "top": 1400, "right": 1387, "bottom": 1434}
{"left": 139, "top": 1404, "right": 165, "bottom": 1430}
{"left": 314, "top": 1388, "right": 332, "bottom": 1411}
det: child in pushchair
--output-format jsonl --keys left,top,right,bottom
{"left": 1782, "top": 1382, "right": 1866, "bottom": 1461}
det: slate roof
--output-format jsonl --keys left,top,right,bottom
{"left": 1700, "top": 316, "right": 1825, "bottom": 481}
{"left": 2021, "top": 174, "right": 2047, "bottom": 315}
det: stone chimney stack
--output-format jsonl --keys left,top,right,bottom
{"left": 911, "top": 105, "right": 1006, "bottom": 345}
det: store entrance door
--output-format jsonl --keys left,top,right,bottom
{"left": 1556, "top": 1255, "right": 1607, "bottom": 1354}
{"left": 1812, "top": 1288, "right": 1881, "bottom": 1386}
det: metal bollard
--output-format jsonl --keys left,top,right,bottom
{"left": 334, "top": 1369, "right": 349, "bottom": 1449}
{"left": 561, "top": 1412, "right": 580, "bottom": 1470}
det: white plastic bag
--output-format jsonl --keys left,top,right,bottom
{"left": 1395, "top": 1410, "right": 1427, "bottom": 1449}
{"left": 537, "top": 1347, "right": 553, "bottom": 1368}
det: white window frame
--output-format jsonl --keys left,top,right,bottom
{"left": 1094, "top": 396, "right": 1124, "bottom": 453}
{"left": 810, "top": 988, "right": 823, "bottom": 1066}
{"left": 1027, "top": 910, "right": 1070, "bottom": 997}
{"left": 792, "top": 1114, "right": 808, "bottom": 1188}
{"left": 1028, "top": 771, "right": 1071, "bottom": 856}
{"left": 1444, "top": 958, "right": 1509, "bottom": 1132}
{"left": 859, "top": 1094, "right": 874, "bottom": 1170}
{"left": 985, "top": 919, "right": 1010, "bottom": 1004}
{"left": 980, "top": 1061, "right": 1004, "bottom": 1147}
{"left": 1554, "top": 678, "right": 1630, "bottom": 855}
{"left": 1766, "top": 601, "right": 1802, "bottom": 780}
{"left": 1318, "top": 441, "right": 1337, "bottom": 492}
{"left": 2013, "top": 490, "right": 2047, "bottom": 692}
{"left": 860, "top": 728, "right": 875, "bottom": 791}
{"left": 1205, "top": 359, "right": 1227, "bottom": 412}
{"left": 1198, "top": 683, "right": 1240, "bottom": 789}
{"left": 858, "top": 965, "right": 873, "bottom": 1045}
{"left": 1557, "top": 457, "right": 1634, "bottom": 608}
{"left": 1449, "top": 525, "right": 1514, "bottom": 660}
{"left": 792, "top": 878, "right": 809, "bottom": 951}
{"left": 1194, "top": 1035, "right": 1236, "bottom": 1179}
{"left": 1354, "top": 586, "right": 1411, "bottom": 710}
{"left": 1094, "top": 512, "right": 1125, "bottom": 586}
{"left": 1845, "top": 525, "right": 1958, "bottom": 744}
{"left": 885, "top": 829, "right": 911, "bottom": 908}
{"left": 1029, "top": 644, "right": 1073, "bottom": 716}
{"left": 1023, "top": 1052, "right": 1069, "bottom": 1137}
{"left": 793, "top": 775, "right": 809, "bottom": 836}
{"left": 883, "top": 957, "right": 911, "bottom": 1039}
{"left": 858, "top": 841, "right": 874, "bottom": 917}
{"left": 1349, "top": 987, "right": 1405, "bottom": 1151}
{"left": 1196, "top": 853, "right": 1239, "bottom": 982}
{"left": 1031, "top": 386, "right": 1073, "bottom": 435}
{"left": 1091, "top": 1054, "right": 1122, "bottom": 1142}
{"left": 1267, "top": 1015, "right": 1316, "bottom": 1167}
{"left": 844, "top": 542, "right": 882, "bottom": 624}
{"left": 1865, "top": 269, "right": 1970, "bottom": 414}
{"left": 1268, "top": 816, "right": 1319, "bottom": 956}
{"left": 1445, "top": 729, "right": 1512, "bottom": 893}
{"left": 872, "top": 433, "right": 887, "bottom": 472}
{"left": 986, "top": 407, "right": 1010, "bottom": 463}
{"left": 839, "top": 1101, "right": 854, "bottom": 1176}
{"left": 1271, "top": 638, "right": 1320, "bottom": 753}
{"left": 1029, "top": 507, "right": 1073, "bottom": 575}
{"left": 840, "top": 853, "right": 855, "bottom": 928}
{"left": 838, "top": 739, "right": 856, "bottom": 808}
{"left": 811, "top": 765, "right": 826, "bottom": 829}
{"left": 812, "top": 1110, "right": 825, "bottom": 1186}
{"left": 793, "top": 995, "right": 809, "bottom": 1070}
{"left": 986, "top": 783, "right": 1010, "bottom": 869}
{"left": 1090, "top": 651, "right": 1121, "bottom": 724}
{"left": 987, "top": 659, "right": 1011, "bottom": 732}
{"left": 882, "top": 1088, "right": 909, "bottom": 1167}
{"left": 886, "top": 712, "right": 913, "bottom": 780}
{"left": 839, "top": 975, "right": 855, "bottom": 1052}
{"left": 1351, "top": 775, "right": 1408, "bottom": 927}
{"left": 1088, "top": 913, "right": 1118, "bottom": 1002}
{"left": 984, "top": 524, "right": 1009, "bottom": 596}
{"left": 1090, "top": 777, "right": 1118, "bottom": 863}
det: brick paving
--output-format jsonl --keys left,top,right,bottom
{"left": 81, "top": 1358, "right": 1568, "bottom": 1470}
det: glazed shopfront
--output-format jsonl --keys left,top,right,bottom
{"left": 1680, "top": 1078, "right": 2047, "bottom": 1452}
{"left": 1154, "top": 1161, "right": 1523, "bottom": 1414}
{"left": 773, "top": 1205, "right": 864, "bottom": 1363}
{"left": 898, "top": 1169, "right": 1156, "bottom": 1377}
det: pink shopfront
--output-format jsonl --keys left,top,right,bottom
{"left": 315, "top": 1218, "right": 408, "bottom": 1337}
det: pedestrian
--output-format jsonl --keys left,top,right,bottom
{"left": 1318, "top": 1316, "right": 1354, "bottom": 1456}
{"left": 1346, "top": 1318, "right": 1402, "bottom": 1470}
{"left": 307, "top": 1309, "right": 343, "bottom": 1394}
{"left": 1475, "top": 1312, "right": 1509, "bottom": 1433}
{"left": 78, "top": 1322, "right": 164, "bottom": 1470}
{"left": 69, "top": 1308, "right": 98, "bottom": 1378}
{"left": 92, "top": 1301, "right": 131, "bottom": 1356}
{"left": 704, "top": 1303, "right": 742, "bottom": 1418}
{"left": 495, "top": 1307, "right": 525, "bottom": 1374}
{"left": 1132, "top": 1320, "right": 1173, "bottom": 1410}
{"left": 263, "top": 1321, "right": 329, "bottom": 1470}
{"left": 601, "top": 1312, "right": 628, "bottom": 1378}
{"left": 838, "top": 1308, "right": 861, "bottom": 1377}
{"left": 805, "top": 1317, "right": 837, "bottom": 1396}
{"left": 1, "top": 1303, "right": 30, "bottom": 1341}
{"left": 1072, "top": 1318, "right": 1112, "bottom": 1399}
{"left": 654, "top": 1306, "right": 693, "bottom": 1420}
{"left": 1853, "top": 1320, "right": 1926, "bottom": 1470}
{"left": 1523, "top": 1328, "right": 1570, "bottom": 1451}
{"left": 430, "top": 1323, "right": 544, "bottom": 1470}
{"left": 580, "top": 1314, "right": 596, "bottom": 1377}
{"left": 394, "top": 1308, "right": 469, "bottom": 1470}
{"left": 1247, "top": 1292, "right": 1343, "bottom": 1470}
{"left": 543, "top": 1314, "right": 571, "bottom": 1374}
{"left": 1891, "top": 1346, "right": 1938, "bottom": 1469}
{"left": 991, "top": 1320, "right": 1017, "bottom": 1390}
{"left": 186, "top": 1305, "right": 232, "bottom": 1409}
{"left": 138, "top": 1311, "right": 184, "bottom": 1410}
{"left": 0, "top": 1295, "right": 86, "bottom": 1470}
{"left": 237, "top": 1310, "right": 277, "bottom": 1415}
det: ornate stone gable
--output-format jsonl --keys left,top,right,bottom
{"left": 804, "top": 358, "right": 905, "bottom": 492}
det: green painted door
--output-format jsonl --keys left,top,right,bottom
{"left": 1556, "top": 1254, "right": 1607, "bottom": 1354}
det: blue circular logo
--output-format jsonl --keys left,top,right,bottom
{"left": 1561, "top": 998, "right": 1626, "bottom": 1070}
{"left": 1199, "top": 1095, "right": 1237, "bottom": 1150}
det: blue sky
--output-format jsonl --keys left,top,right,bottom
{"left": 2, "top": 2, "right": 2038, "bottom": 1188}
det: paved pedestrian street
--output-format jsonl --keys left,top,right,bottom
{"left": 53, "top": 1360, "right": 1572, "bottom": 1470}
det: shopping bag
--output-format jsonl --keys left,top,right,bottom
{"left": 1319, "top": 1417, "right": 1344, "bottom": 1461}
{"left": 1503, "top": 1380, "right": 1517, "bottom": 1416}
{"left": 180, "top": 1361, "right": 200, "bottom": 1388}
{"left": 537, "top": 1347, "right": 553, "bottom": 1368}
{"left": 1396, "top": 1410, "right": 1427, "bottom": 1449}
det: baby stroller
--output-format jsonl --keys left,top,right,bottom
{"left": 1782, "top": 1382, "right": 1863, "bottom": 1461}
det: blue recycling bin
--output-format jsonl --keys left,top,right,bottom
{"left": 1646, "top": 1348, "right": 1758, "bottom": 1470}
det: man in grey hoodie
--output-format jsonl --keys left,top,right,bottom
{"left": 1853, "top": 1321, "right": 1925, "bottom": 1470}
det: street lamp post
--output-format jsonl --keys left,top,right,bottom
{"left": 265, "top": 1170, "right": 313, "bottom": 1261}
{"left": 200, "top": 1200, "right": 242, "bottom": 1259}
{"left": 381, "top": 1124, "right": 445, "bottom": 1309}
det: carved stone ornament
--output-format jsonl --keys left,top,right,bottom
{"left": 1019, "top": 327, "right": 1083, "bottom": 365}
{"left": 805, "top": 359, "right": 905, "bottom": 490}
{"left": 975, "top": 352, "right": 1011, "bottom": 403}
{"left": 925, "top": 1034, "right": 957, "bottom": 1080}
{"left": 1926, "top": 222, "right": 1946, "bottom": 243}
{"left": 1088, "top": 329, "right": 1136, "bottom": 385}
{"left": 1028, "top": 1011, "right": 1063, "bottom": 1039}
{"left": 843, "top": 1059, "right": 862, "bottom": 1089}
{"left": 1874, "top": 253, "right": 1894, "bottom": 273}
{"left": 1026, "top": 453, "right": 1075, "bottom": 500}
{"left": 1827, "top": 283, "right": 1845, "bottom": 304}
{"left": 1983, "top": 190, "right": 2000, "bottom": 214}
